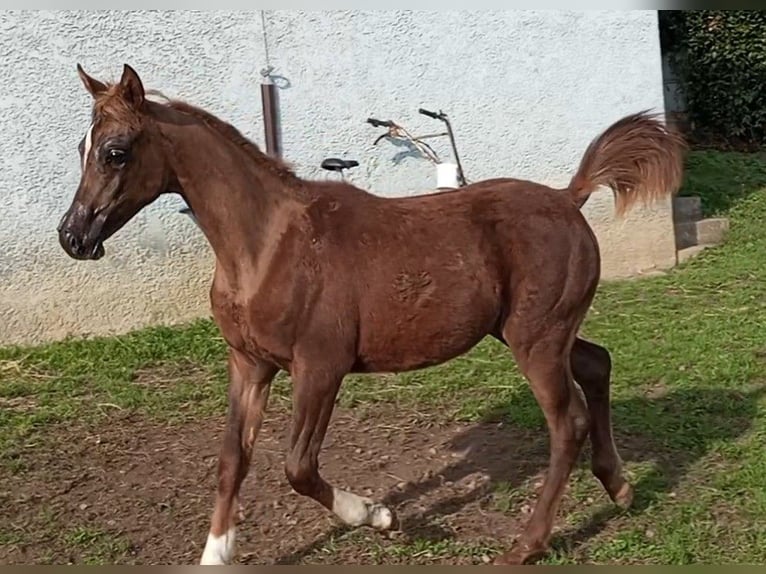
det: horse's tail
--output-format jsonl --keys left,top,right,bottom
{"left": 567, "top": 110, "right": 687, "bottom": 216}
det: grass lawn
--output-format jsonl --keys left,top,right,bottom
{"left": 1, "top": 149, "right": 766, "bottom": 564}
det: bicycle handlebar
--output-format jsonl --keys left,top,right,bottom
{"left": 418, "top": 108, "right": 442, "bottom": 120}
{"left": 367, "top": 117, "right": 394, "bottom": 128}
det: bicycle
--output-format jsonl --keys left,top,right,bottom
{"left": 366, "top": 107, "right": 467, "bottom": 189}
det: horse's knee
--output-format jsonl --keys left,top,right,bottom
{"left": 285, "top": 454, "right": 318, "bottom": 496}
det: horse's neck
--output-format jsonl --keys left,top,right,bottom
{"left": 161, "top": 120, "right": 302, "bottom": 276}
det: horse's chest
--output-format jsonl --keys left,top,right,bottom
{"left": 211, "top": 290, "right": 293, "bottom": 368}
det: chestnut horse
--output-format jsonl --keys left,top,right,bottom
{"left": 57, "top": 64, "right": 685, "bottom": 565}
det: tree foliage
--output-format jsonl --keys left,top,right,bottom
{"left": 659, "top": 10, "right": 766, "bottom": 149}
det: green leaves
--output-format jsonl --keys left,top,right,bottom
{"left": 660, "top": 10, "right": 766, "bottom": 149}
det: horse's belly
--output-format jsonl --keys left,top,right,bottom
{"left": 354, "top": 280, "right": 500, "bottom": 373}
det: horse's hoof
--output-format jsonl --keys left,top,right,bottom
{"left": 613, "top": 481, "right": 634, "bottom": 510}
{"left": 199, "top": 528, "right": 236, "bottom": 565}
{"left": 369, "top": 502, "right": 398, "bottom": 530}
{"left": 492, "top": 543, "right": 547, "bottom": 566}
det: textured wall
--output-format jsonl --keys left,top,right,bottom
{"left": 265, "top": 10, "right": 676, "bottom": 278}
{"left": 0, "top": 10, "right": 674, "bottom": 346}
{"left": 0, "top": 10, "right": 259, "bottom": 346}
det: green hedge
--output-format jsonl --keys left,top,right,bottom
{"left": 659, "top": 10, "right": 766, "bottom": 149}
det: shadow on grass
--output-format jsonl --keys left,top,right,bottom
{"left": 679, "top": 150, "right": 766, "bottom": 217}
{"left": 275, "top": 384, "right": 765, "bottom": 564}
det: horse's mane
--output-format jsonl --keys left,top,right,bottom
{"left": 161, "top": 98, "right": 300, "bottom": 185}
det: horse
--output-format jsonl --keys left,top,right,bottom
{"left": 57, "top": 64, "right": 686, "bottom": 565}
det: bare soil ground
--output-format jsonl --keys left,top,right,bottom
{"left": 0, "top": 402, "right": 574, "bottom": 565}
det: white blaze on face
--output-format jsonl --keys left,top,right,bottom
{"left": 82, "top": 123, "right": 94, "bottom": 171}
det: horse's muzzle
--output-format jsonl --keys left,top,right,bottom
{"left": 57, "top": 204, "right": 107, "bottom": 261}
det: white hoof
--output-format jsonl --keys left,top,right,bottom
{"left": 368, "top": 502, "right": 394, "bottom": 530}
{"left": 332, "top": 488, "right": 395, "bottom": 530}
{"left": 200, "top": 528, "right": 236, "bottom": 565}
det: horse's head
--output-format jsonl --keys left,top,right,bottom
{"left": 57, "top": 64, "right": 170, "bottom": 260}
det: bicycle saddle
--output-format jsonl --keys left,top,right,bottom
{"left": 321, "top": 158, "right": 359, "bottom": 172}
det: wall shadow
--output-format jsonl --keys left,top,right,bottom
{"left": 679, "top": 150, "right": 766, "bottom": 217}
{"left": 373, "top": 134, "right": 440, "bottom": 166}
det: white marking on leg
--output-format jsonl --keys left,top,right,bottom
{"left": 82, "top": 123, "right": 94, "bottom": 171}
{"left": 199, "top": 527, "right": 236, "bottom": 565}
{"left": 331, "top": 487, "right": 394, "bottom": 530}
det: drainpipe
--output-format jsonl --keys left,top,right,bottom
{"left": 260, "top": 65, "right": 281, "bottom": 158}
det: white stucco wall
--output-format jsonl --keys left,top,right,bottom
{"left": 0, "top": 10, "right": 674, "bottom": 346}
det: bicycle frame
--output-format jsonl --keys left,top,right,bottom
{"left": 418, "top": 108, "right": 467, "bottom": 187}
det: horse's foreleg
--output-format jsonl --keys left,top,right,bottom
{"left": 284, "top": 357, "right": 397, "bottom": 531}
{"left": 200, "top": 351, "right": 278, "bottom": 565}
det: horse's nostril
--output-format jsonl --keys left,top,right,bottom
{"left": 60, "top": 229, "right": 81, "bottom": 253}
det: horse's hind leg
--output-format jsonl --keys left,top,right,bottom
{"left": 200, "top": 351, "right": 277, "bottom": 565}
{"left": 284, "top": 354, "right": 396, "bottom": 532}
{"left": 494, "top": 323, "right": 590, "bottom": 565}
{"left": 570, "top": 337, "right": 633, "bottom": 508}
{"left": 491, "top": 332, "right": 634, "bottom": 509}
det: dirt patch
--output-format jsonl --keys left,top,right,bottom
{"left": 0, "top": 401, "right": 573, "bottom": 565}
{"left": 0, "top": 396, "right": 38, "bottom": 412}
{"left": 129, "top": 360, "right": 218, "bottom": 389}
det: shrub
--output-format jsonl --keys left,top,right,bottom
{"left": 659, "top": 10, "right": 766, "bottom": 150}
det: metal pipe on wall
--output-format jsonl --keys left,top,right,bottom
{"left": 259, "top": 11, "right": 281, "bottom": 158}
{"left": 260, "top": 68, "right": 281, "bottom": 158}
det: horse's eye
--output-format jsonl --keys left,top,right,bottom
{"left": 106, "top": 149, "right": 127, "bottom": 166}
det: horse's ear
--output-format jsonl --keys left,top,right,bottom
{"left": 77, "top": 63, "right": 107, "bottom": 98}
{"left": 118, "top": 63, "right": 145, "bottom": 108}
